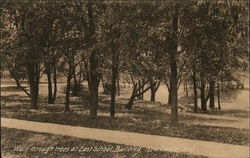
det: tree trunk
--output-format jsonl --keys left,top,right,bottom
{"left": 141, "top": 80, "right": 144, "bottom": 100}
{"left": 192, "top": 69, "right": 198, "bottom": 113}
{"left": 28, "top": 63, "right": 39, "bottom": 109}
{"left": 46, "top": 67, "right": 53, "bottom": 104}
{"left": 166, "top": 80, "right": 171, "bottom": 105}
{"left": 218, "top": 84, "right": 221, "bottom": 111}
{"left": 183, "top": 83, "right": 186, "bottom": 92}
{"left": 78, "top": 62, "right": 82, "bottom": 85}
{"left": 110, "top": 47, "right": 118, "bottom": 117}
{"left": 72, "top": 67, "right": 78, "bottom": 96}
{"left": 150, "top": 80, "right": 156, "bottom": 102}
{"left": 117, "top": 74, "right": 120, "bottom": 96}
{"left": 150, "top": 80, "right": 160, "bottom": 102}
{"left": 9, "top": 69, "right": 30, "bottom": 97}
{"left": 209, "top": 79, "right": 215, "bottom": 110}
{"left": 52, "top": 64, "right": 57, "bottom": 103}
{"left": 169, "top": 54, "right": 178, "bottom": 124}
{"left": 88, "top": 0, "right": 99, "bottom": 118}
{"left": 126, "top": 84, "right": 137, "bottom": 109}
{"left": 185, "top": 83, "right": 189, "bottom": 96}
{"left": 126, "top": 81, "right": 152, "bottom": 109}
{"left": 169, "top": 4, "right": 179, "bottom": 125}
{"left": 65, "top": 60, "right": 72, "bottom": 112}
{"left": 110, "top": 67, "right": 118, "bottom": 117}
{"left": 89, "top": 50, "right": 99, "bottom": 117}
{"left": 137, "top": 80, "right": 141, "bottom": 100}
{"left": 168, "top": 89, "right": 172, "bottom": 105}
{"left": 200, "top": 80, "right": 207, "bottom": 113}
{"left": 150, "top": 87, "right": 156, "bottom": 102}
{"left": 127, "top": 95, "right": 136, "bottom": 110}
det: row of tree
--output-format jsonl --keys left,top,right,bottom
{"left": 1, "top": 0, "right": 248, "bottom": 124}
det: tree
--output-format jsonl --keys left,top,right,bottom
{"left": 87, "top": 0, "right": 100, "bottom": 118}
{"left": 3, "top": 1, "right": 48, "bottom": 109}
{"left": 0, "top": 8, "right": 30, "bottom": 97}
{"left": 183, "top": 0, "right": 248, "bottom": 112}
{"left": 39, "top": 2, "right": 62, "bottom": 104}
{"left": 57, "top": 2, "right": 86, "bottom": 111}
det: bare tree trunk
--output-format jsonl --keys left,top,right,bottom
{"left": 83, "top": 59, "right": 90, "bottom": 90}
{"left": 46, "top": 66, "right": 53, "bottom": 104}
{"left": 126, "top": 80, "right": 151, "bottom": 109}
{"left": 168, "top": 89, "right": 171, "bottom": 105}
{"left": 89, "top": 50, "right": 99, "bottom": 117}
{"left": 117, "top": 74, "right": 120, "bottom": 96}
{"left": 110, "top": 64, "right": 118, "bottom": 117}
{"left": 52, "top": 64, "right": 57, "bottom": 103}
{"left": 166, "top": 80, "right": 171, "bottom": 105}
{"left": 150, "top": 81, "right": 161, "bottom": 102}
{"left": 28, "top": 63, "right": 39, "bottom": 109}
{"left": 185, "top": 83, "right": 189, "bottom": 96}
{"left": 110, "top": 42, "right": 119, "bottom": 117}
{"left": 141, "top": 80, "right": 144, "bottom": 100}
{"left": 9, "top": 69, "right": 30, "bottom": 97}
{"left": 65, "top": 60, "right": 72, "bottom": 112}
{"left": 126, "top": 83, "right": 137, "bottom": 109}
{"left": 137, "top": 80, "right": 142, "bottom": 100}
{"left": 218, "top": 84, "right": 221, "bottom": 111}
{"left": 192, "top": 69, "right": 198, "bottom": 113}
{"left": 209, "top": 79, "right": 215, "bottom": 110}
{"left": 169, "top": 4, "right": 179, "bottom": 125}
{"left": 170, "top": 54, "right": 178, "bottom": 124}
{"left": 88, "top": 0, "right": 99, "bottom": 118}
{"left": 150, "top": 86, "right": 156, "bottom": 102}
{"left": 78, "top": 62, "right": 82, "bottom": 85}
{"left": 200, "top": 80, "right": 207, "bottom": 113}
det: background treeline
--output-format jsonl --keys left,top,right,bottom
{"left": 0, "top": 0, "right": 248, "bottom": 125}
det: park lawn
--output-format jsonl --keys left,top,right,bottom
{"left": 1, "top": 127, "right": 207, "bottom": 158}
{"left": 1, "top": 87, "right": 249, "bottom": 146}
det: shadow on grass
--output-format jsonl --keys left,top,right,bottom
{"left": 2, "top": 127, "right": 207, "bottom": 158}
{"left": 178, "top": 94, "right": 248, "bottom": 118}
{"left": 1, "top": 86, "right": 28, "bottom": 92}
{"left": 2, "top": 93, "right": 249, "bottom": 146}
{"left": 183, "top": 104, "right": 248, "bottom": 118}
{"left": 1, "top": 95, "right": 30, "bottom": 103}
{"left": 2, "top": 94, "right": 241, "bottom": 124}
{"left": 205, "top": 109, "right": 249, "bottom": 118}
{"left": 5, "top": 110, "right": 248, "bottom": 146}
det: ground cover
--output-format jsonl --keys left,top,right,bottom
{"left": 1, "top": 127, "right": 207, "bottom": 158}
{"left": 1, "top": 87, "right": 248, "bottom": 146}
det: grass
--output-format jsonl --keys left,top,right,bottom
{"left": 1, "top": 127, "right": 207, "bottom": 158}
{"left": 1, "top": 91, "right": 248, "bottom": 146}
{"left": 179, "top": 95, "right": 249, "bottom": 118}
{"left": 201, "top": 109, "right": 248, "bottom": 118}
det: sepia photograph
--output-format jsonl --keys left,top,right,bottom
{"left": 0, "top": 0, "right": 249, "bottom": 157}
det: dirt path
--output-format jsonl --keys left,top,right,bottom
{"left": 1, "top": 118, "right": 248, "bottom": 158}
